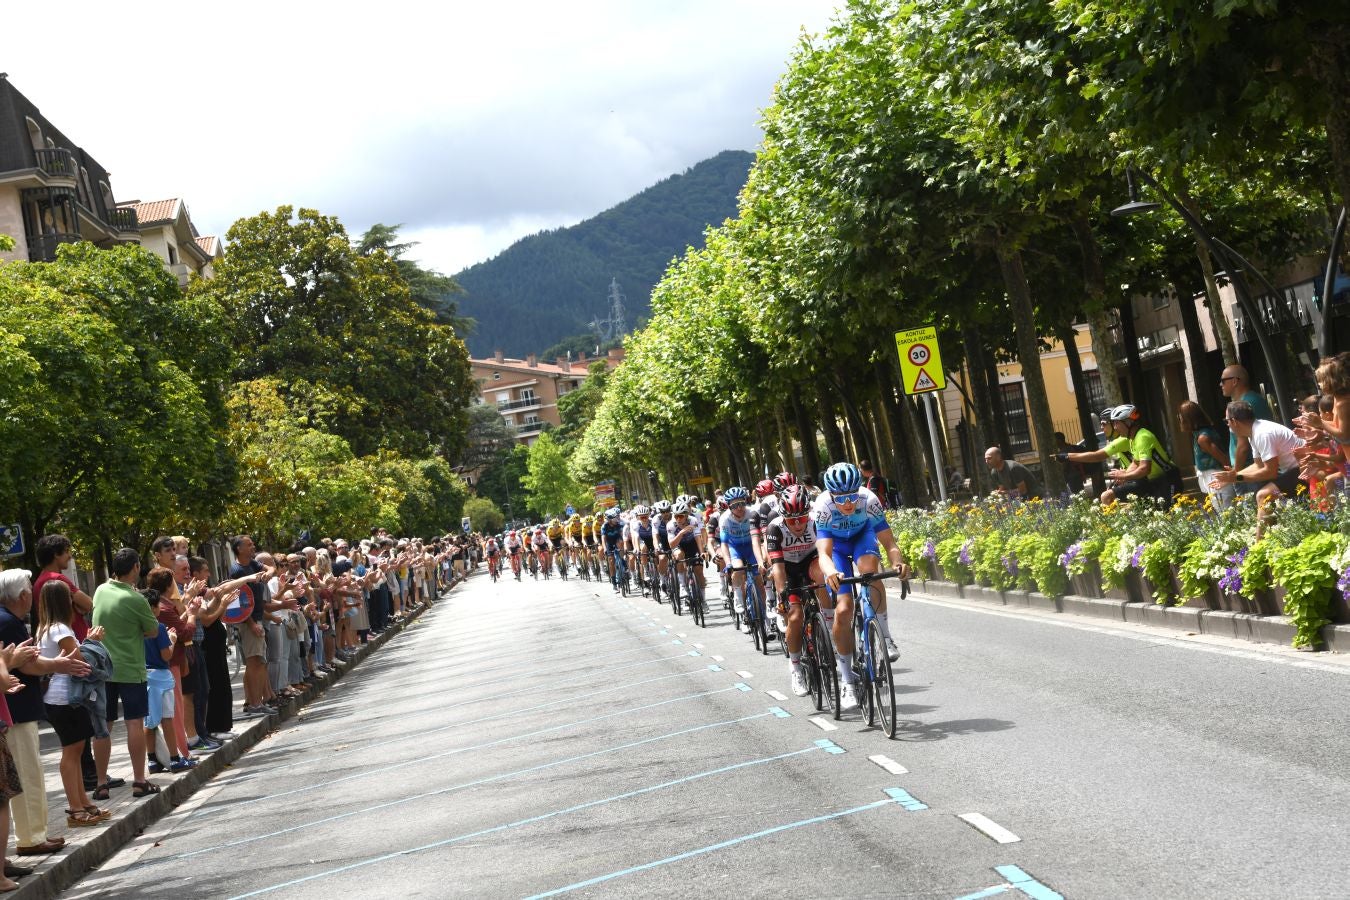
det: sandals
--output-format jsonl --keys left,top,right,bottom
{"left": 66, "top": 809, "right": 108, "bottom": 828}
{"left": 84, "top": 805, "right": 112, "bottom": 820}
{"left": 92, "top": 783, "right": 111, "bottom": 802}
{"left": 131, "top": 781, "right": 161, "bottom": 797}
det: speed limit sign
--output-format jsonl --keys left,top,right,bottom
{"left": 894, "top": 326, "right": 946, "bottom": 394}
{"left": 908, "top": 343, "right": 931, "bottom": 367}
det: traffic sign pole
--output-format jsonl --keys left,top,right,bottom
{"left": 925, "top": 394, "right": 948, "bottom": 503}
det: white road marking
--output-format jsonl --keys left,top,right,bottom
{"left": 809, "top": 716, "right": 838, "bottom": 732}
{"left": 765, "top": 690, "right": 788, "bottom": 701}
{"left": 867, "top": 753, "right": 908, "bottom": 775}
{"left": 957, "top": 812, "right": 1021, "bottom": 844}
{"left": 735, "top": 671, "right": 754, "bottom": 679}
{"left": 711, "top": 655, "right": 724, "bottom": 662}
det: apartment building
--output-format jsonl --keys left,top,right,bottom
{"left": 118, "top": 198, "right": 222, "bottom": 285}
{"left": 0, "top": 75, "right": 139, "bottom": 263}
{"left": 470, "top": 348, "right": 624, "bottom": 445}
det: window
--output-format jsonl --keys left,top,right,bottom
{"left": 1082, "top": 370, "right": 1107, "bottom": 412}
{"left": 24, "top": 118, "right": 42, "bottom": 152}
{"left": 167, "top": 244, "right": 178, "bottom": 265}
{"left": 999, "top": 382, "right": 1033, "bottom": 454}
{"left": 1152, "top": 292, "right": 1170, "bottom": 310}
{"left": 519, "top": 388, "right": 536, "bottom": 403}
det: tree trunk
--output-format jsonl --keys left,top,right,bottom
{"left": 993, "top": 236, "right": 1066, "bottom": 496}
{"left": 979, "top": 338, "right": 1012, "bottom": 451}
{"left": 1070, "top": 203, "right": 1126, "bottom": 407}
{"left": 896, "top": 390, "right": 933, "bottom": 507}
{"left": 1117, "top": 301, "right": 1146, "bottom": 402}
{"left": 723, "top": 423, "right": 751, "bottom": 486}
{"left": 833, "top": 376, "right": 876, "bottom": 463}
{"left": 1059, "top": 324, "right": 1099, "bottom": 451}
{"left": 774, "top": 407, "right": 794, "bottom": 475}
{"left": 962, "top": 325, "right": 1000, "bottom": 481}
{"left": 819, "top": 396, "right": 847, "bottom": 464}
{"left": 790, "top": 393, "right": 820, "bottom": 478}
{"left": 1167, "top": 266, "right": 1221, "bottom": 419}
{"left": 874, "top": 357, "right": 921, "bottom": 506}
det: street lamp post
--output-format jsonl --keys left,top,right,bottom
{"left": 1111, "top": 167, "right": 1298, "bottom": 423}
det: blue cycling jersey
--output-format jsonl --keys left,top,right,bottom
{"left": 719, "top": 509, "right": 754, "bottom": 544}
{"left": 810, "top": 486, "right": 888, "bottom": 540}
{"left": 601, "top": 520, "right": 625, "bottom": 550}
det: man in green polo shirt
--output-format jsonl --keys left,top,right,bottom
{"left": 90, "top": 548, "right": 161, "bottom": 797}
{"left": 1059, "top": 408, "right": 1135, "bottom": 501}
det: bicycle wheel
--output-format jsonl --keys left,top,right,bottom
{"left": 811, "top": 612, "right": 838, "bottom": 714}
{"left": 691, "top": 575, "right": 706, "bottom": 628}
{"left": 867, "top": 619, "right": 897, "bottom": 738}
{"left": 671, "top": 567, "right": 683, "bottom": 616}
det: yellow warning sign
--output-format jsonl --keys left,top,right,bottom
{"left": 895, "top": 327, "right": 946, "bottom": 395}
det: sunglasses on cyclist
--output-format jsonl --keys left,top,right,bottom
{"left": 832, "top": 492, "right": 860, "bottom": 504}
{"left": 784, "top": 514, "right": 810, "bottom": 525}
{"left": 729, "top": 501, "right": 748, "bottom": 510}
{"left": 675, "top": 512, "right": 689, "bottom": 518}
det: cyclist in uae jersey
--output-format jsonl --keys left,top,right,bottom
{"left": 813, "top": 462, "right": 911, "bottom": 709}
{"left": 766, "top": 485, "right": 825, "bottom": 697}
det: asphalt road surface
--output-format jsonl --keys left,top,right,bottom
{"left": 63, "top": 564, "right": 1350, "bottom": 899}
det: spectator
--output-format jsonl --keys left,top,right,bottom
{"left": 189, "top": 556, "right": 235, "bottom": 740}
{"left": 173, "top": 556, "right": 223, "bottom": 752}
{"left": 1060, "top": 408, "right": 1135, "bottom": 500}
{"left": 859, "top": 460, "right": 891, "bottom": 509}
{"left": 0, "top": 569, "right": 91, "bottom": 856}
{"left": 1219, "top": 364, "right": 1272, "bottom": 491}
{"left": 1178, "top": 400, "right": 1232, "bottom": 510}
{"left": 0, "top": 643, "right": 29, "bottom": 891}
{"left": 1296, "top": 353, "right": 1350, "bottom": 484}
{"left": 1100, "top": 405, "right": 1181, "bottom": 505}
{"left": 1210, "top": 400, "right": 1305, "bottom": 526}
{"left": 228, "top": 535, "right": 274, "bottom": 718}
{"left": 89, "top": 548, "right": 161, "bottom": 799}
{"left": 1054, "top": 432, "right": 1087, "bottom": 494}
{"left": 35, "top": 580, "right": 111, "bottom": 830}
{"left": 983, "top": 446, "right": 1042, "bottom": 499}
{"left": 262, "top": 553, "right": 300, "bottom": 703}
{"left": 143, "top": 567, "right": 196, "bottom": 772}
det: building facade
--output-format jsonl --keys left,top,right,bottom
{"left": 0, "top": 75, "right": 139, "bottom": 263}
{"left": 118, "top": 198, "right": 222, "bottom": 285}
{"left": 470, "top": 348, "right": 624, "bottom": 445}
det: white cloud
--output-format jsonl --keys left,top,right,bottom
{"left": 5, "top": 0, "right": 837, "bottom": 274}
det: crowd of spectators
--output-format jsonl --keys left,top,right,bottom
{"left": 0, "top": 527, "right": 482, "bottom": 888}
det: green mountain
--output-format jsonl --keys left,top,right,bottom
{"left": 455, "top": 150, "right": 753, "bottom": 357}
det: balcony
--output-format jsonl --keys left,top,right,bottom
{"left": 107, "top": 206, "right": 138, "bottom": 233}
{"left": 34, "top": 148, "right": 76, "bottom": 181}
{"left": 498, "top": 397, "right": 542, "bottom": 413}
{"left": 27, "top": 232, "right": 81, "bottom": 262}
{"left": 517, "top": 421, "right": 544, "bottom": 435}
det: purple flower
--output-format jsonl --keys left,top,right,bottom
{"left": 958, "top": 539, "right": 973, "bottom": 567}
{"left": 1059, "top": 542, "right": 1083, "bottom": 571}
{"left": 1338, "top": 566, "right": 1350, "bottom": 604}
{"left": 922, "top": 539, "right": 937, "bottom": 561}
{"left": 1129, "top": 544, "right": 1146, "bottom": 568}
{"left": 1001, "top": 553, "right": 1018, "bottom": 576}
{"left": 1218, "top": 548, "right": 1248, "bottom": 595}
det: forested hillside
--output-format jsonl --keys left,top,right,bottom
{"left": 456, "top": 150, "right": 753, "bottom": 357}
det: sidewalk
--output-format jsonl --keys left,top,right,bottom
{"left": 914, "top": 576, "right": 1350, "bottom": 655}
{"left": 9, "top": 573, "right": 472, "bottom": 900}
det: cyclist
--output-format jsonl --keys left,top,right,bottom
{"left": 600, "top": 508, "right": 627, "bottom": 591}
{"left": 485, "top": 535, "right": 502, "bottom": 580}
{"left": 565, "top": 514, "right": 585, "bottom": 572}
{"left": 668, "top": 499, "right": 707, "bottom": 606}
{"left": 750, "top": 478, "right": 785, "bottom": 636}
{"left": 718, "top": 486, "right": 759, "bottom": 633}
{"left": 546, "top": 517, "right": 566, "bottom": 568}
{"left": 767, "top": 485, "right": 824, "bottom": 697}
{"left": 813, "top": 462, "right": 911, "bottom": 711}
{"left": 504, "top": 528, "right": 524, "bottom": 580}
{"left": 531, "top": 525, "right": 552, "bottom": 575}
{"left": 651, "top": 500, "right": 674, "bottom": 591}
{"left": 578, "top": 514, "right": 596, "bottom": 574}
{"left": 629, "top": 506, "right": 657, "bottom": 595}
{"left": 705, "top": 494, "right": 725, "bottom": 564}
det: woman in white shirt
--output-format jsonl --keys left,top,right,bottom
{"left": 35, "top": 580, "right": 110, "bottom": 828}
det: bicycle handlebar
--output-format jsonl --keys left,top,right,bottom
{"left": 803, "top": 568, "right": 909, "bottom": 592}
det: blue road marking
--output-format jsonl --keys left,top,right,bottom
{"left": 884, "top": 787, "right": 929, "bottom": 811}
{"left": 995, "top": 866, "right": 1063, "bottom": 900}
{"left": 225, "top": 744, "right": 829, "bottom": 899}
{"left": 734, "top": 682, "right": 752, "bottom": 691}
{"left": 672, "top": 639, "right": 684, "bottom": 644}
{"left": 814, "top": 738, "right": 845, "bottom": 754}
{"left": 687, "top": 650, "right": 702, "bottom": 656}
{"left": 769, "top": 707, "right": 791, "bottom": 718}
{"left": 524, "top": 790, "right": 904, "bottom": 898}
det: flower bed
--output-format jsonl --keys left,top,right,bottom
{"left": 889, "top": 493, "right": 1350, "bottom": 649}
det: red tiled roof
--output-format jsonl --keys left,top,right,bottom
{"left": 119, "top": 198, "right": 181, "bottom": 226}
{"left": 471, "top": 357, "right": 578, "bottom": 376}
{"left": 194, "top": 235, "right": 220, "bottom": 256}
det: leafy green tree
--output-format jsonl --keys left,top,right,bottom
{"left": 355, "top": 223, "right": 475, "bottom": 335}
{"left": 202, "top": 207, "right": 474, "bottom": 462}
{"left": 462, "top": 496, "right": 505, "bottom": 534}
{"left": 458, "top": 402, "right": 517, "bottom": 471}
{"left": 476, "top": 444, "right": 530, "bottom": 521}
{"left": 522, "top": 433, "right": 588, "bottom": 519}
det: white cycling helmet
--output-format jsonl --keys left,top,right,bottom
{"left": 604, "top": 508, "right": 620, "bottom": 520}
{"left": 672, "top": 500, "right": 690, "bottom": 515}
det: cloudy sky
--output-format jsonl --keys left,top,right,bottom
{"left": 6, "top": 0, "right": 837, "bottom": 275}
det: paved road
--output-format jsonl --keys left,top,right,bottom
{"left": 63, "top": 567, "right": 1350, "bottom": 899}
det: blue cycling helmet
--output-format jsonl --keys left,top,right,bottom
{"left": 823, "top": 462, "right": 862, "bottom": 495}
{"left": 722, "top": 485, "right": 750, "bottom": 504}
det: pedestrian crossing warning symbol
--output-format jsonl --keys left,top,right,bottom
{"left": 895, "top": 326, "right": 946, "bottom": 395}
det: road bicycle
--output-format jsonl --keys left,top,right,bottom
{"left": 811, "top": 569, "right": 904, "bottom": 736}
{"left": 677, "top": 552, "right": 707, "bottom": 627}
{"left": 639, "top": 551, "right": 659, "bottom": 600}
{"left": 510, "top": 550, "right": 522, "bottom": 581}
{"left": 488, "top": 555, "right": 501, "bottom": 583}
{"left": 556, "top": 550, "right": 568, "bottom": 580}
{"left": 528, "top": 552, "right": 540, "bottom": 580}
{"left": 607, "top": 546, "right": 630, "bottom": 596}
{"left": 784, "top": 580, "right": 837, "bottom": 715}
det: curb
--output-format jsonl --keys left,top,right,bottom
{"left": 13, "top": 576, "right": 470, "bottom": 899}
{"left": 920, "top": 579, "right": 1350, "bottom": 651}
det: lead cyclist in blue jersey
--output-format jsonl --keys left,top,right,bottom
{"left": 813, "top": 461, "right": 911, "bottom": 710}
{"left": 717, "top": 486, "right": 759, "bottom": 633}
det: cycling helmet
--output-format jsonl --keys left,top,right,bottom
{"left": 754, "top": 478, "right": 776, "bottom": 498}
{"left": 1109, "top": 404, "right": 1140, "bottom": 422}
{"left": 823, "top": 462, "right": 862, "bottom": 495}
{"left": 653, "top": 499, "right": 672, "bottom": 513}
{"left": 633, "top": 505, "right": 650, "bottom": 517}
{"left": 604, "top": 508, "right": 620, "bottom": 520}
{"left": 534, "top": 524, "right": 544, "bottom": 532}
{"left": 716, "top": 494, "right": 728, "bottom": 511}
{"left": 549, "top": 517, "right": 561, "bottom": 528}
{"left": 773, "top": 471, "right": 797, "bottom": 490}
{"left": 672, "top": 500, "right": 690, "bottom": 515}
{"left": 723, "top": 485, "right": 750, "bottom": 504}
{"left": 568, "top": 513, "right": 580, "bottom": 523}
{"left": 780, "top": 484, "right": 809, "bottom": 516}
